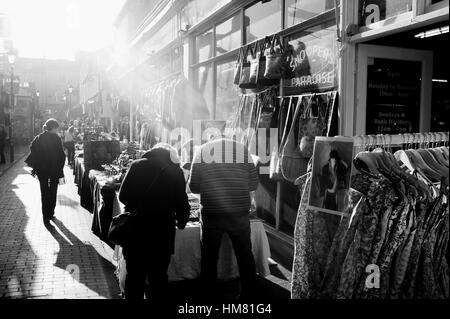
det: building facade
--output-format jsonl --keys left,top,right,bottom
{"left": 108, "top": 0, "right": 449, "bottom": 264}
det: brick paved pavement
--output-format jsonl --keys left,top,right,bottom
{"left": 0, "top": 158, "right": 121, "bottom": 299}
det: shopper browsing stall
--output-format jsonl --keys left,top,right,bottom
{"left": 189, "top": 136, "right": 259, "bottom": 299}
{"left": 118, "top": 143, "right": 190, "bottom": 300}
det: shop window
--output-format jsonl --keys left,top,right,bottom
{"left": 215, "top": 14, "right": 242, "bottom": 56}
{"left": 196, "top": 29, "right": 213, "bottom": 63}
{"left": 359, "top": 0, "right": 412, "bottom": 27}
{"left": 196, "top": 65, "right": 214, "bottom": 119}
{"left": 425, "top": 0, "right": 449, "bottom": 12}
{"left": 216, "top": 59, "right": 240, "bottom": 123}
{"left": 245, "top": 0, "right": 282, "bottom": 43}
{"left": 181, "top": 0, "right": 232, "bottom": 30}
{"left": 284, "top": 20, "right": 338, "bottom": 95}
{"left": 285, "top": 0, "right": 335, "bottom": 28}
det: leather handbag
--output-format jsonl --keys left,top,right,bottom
{"left": 298, "top": 94, "right": 327, "bottom": 159}
{"left": 257, "top": 37, "right": 279, "bottom": 86}
{"left": 264, "top": 34, "right": 287, "bottom": 80}
{"left": 239, "top": 45, "right": 257, "bottom": 89}
{"left": 249, "top": 41, "right": 260, "bottom": 85}
{"left": 108, "top": 165, "right": 170, "bottom": 246}
{"left": 280, "top": 96, "right": 304, "bottom": 182}
{"left": 233, "top": 47, "right": 243, "bottom": 85}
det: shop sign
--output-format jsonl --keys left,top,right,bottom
{"left": 284, "top": 27, "right": 337, "bottom": 94}
{"left": 365, "top": 58, "right": 421, "bottom": 134}
{"left": 359, "top": 0, "right": 412, "bottom": 27}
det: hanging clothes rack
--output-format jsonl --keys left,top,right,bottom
{"left": 352, "top": 132, "right": 449, "bottom": 147}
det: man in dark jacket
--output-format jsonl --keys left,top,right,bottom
{"left": 118, "top": 143, "right": 190, "bottom": 300}
{"left": 28, "top": 119, "right": 66, "bottom": 226}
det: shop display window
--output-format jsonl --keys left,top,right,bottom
{"left": 195, "top": 29, "right": 213, "bottom": 63}
{"left": 359, "top": 0, "right": 412, "bottom": 27}
{"left": 285, "top": 0, "right": 335, "bottom": 28}
{"left": 216, "top": 59, "right": 240, "bottom": 123}
{"left": 196, "top": 65, "right": 214, "bottom": 119}
{"left": 215, "top": 14, "right": 242, "bottom": 56}
{"left": 181, "top": 0, "right": 232, "bottom": 30}
{"left": 245, "top": 0, "right": 282, "bottom": 43}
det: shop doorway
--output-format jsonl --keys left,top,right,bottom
{"left": 355, "top": 44, "right": 433, "bottom": 135}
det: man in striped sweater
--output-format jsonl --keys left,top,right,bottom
{"left": 189, "top": 137, "right": 259, "bottom": 299}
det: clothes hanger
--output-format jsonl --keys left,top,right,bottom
{"left": 415, "top": 133, "right": 448, "bottom": 176}
{"left": 355, "top": 135, "right": 382, "bottom": 174}
{"left": 403, "top": 133, "right": 441, "bottom": 182}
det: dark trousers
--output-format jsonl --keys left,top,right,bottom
{"left": 0, "top": 143, "right": 5, "bottom": 163}
{"left": 64, "top": 141, "right": 75, "bottom": 165}
{"left": 38, "top": 174, "right": 59, "bottom": 220}
{"left": 122, "top": 246, "right": 172, "bottom": 300}
{"left": 200, "top": 218, "right": 256, "bottom": 298}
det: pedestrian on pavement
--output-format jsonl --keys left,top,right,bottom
{"left": 64, "top": 126, "right": 75, "bottom": 166}
{"left": 118, "top": 143, "right": 190, "bottom": 300}
{"left": 29, "top": 119, "right": 66, "bottom": 226}
{"left": 189, "top": 136, "right": 259, "bottom": 299}
{"left": 0, "top": 124, "right": 6, "bottom": 164}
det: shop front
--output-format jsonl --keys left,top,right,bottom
{"left": 98, "top": 0, "right": 449, "bottom": 299}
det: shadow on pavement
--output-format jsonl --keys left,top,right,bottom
{"left": 0, "top": 165, "right": 40, "bottom": 298}
{"left": 46, "top": 217, "right": 120, "bottom": 298}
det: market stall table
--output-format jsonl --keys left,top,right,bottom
{"left": 111, "top": 193, "right": 271, "bottom": 288}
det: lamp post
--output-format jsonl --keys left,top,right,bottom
{"left": 33, "top": 90, "right": 40, "bottom": 136}
{"left": 68, "top": 85, "right": 73, "bottom": 119}
{"left": 7, "top": 49, "right": 17, "bottom": 163}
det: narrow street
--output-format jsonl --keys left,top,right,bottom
{"left": 0, "top": 157, "right": 120, "bottom": 299}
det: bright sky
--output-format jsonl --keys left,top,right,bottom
{"left": 0, "top": 0, "right": 125, "bottom": 60}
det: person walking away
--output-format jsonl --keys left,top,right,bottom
{"left": 118, "top": 143, "right": 190, "bottom": 300}
{"left": 64, "top": 126, "right": 75, "bottom": 166}
{"left": 189, "top": 137, "right": 259, "bottom": 299}
{"left": 28, "top": 119, "right": 66, "bottom": 226}
{"left": 0, "top": 124, "right": 6, "bottom": 164}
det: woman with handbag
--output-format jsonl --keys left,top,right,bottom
{"left": 117, "top": 143, "right": 190, "bottom": 300}
{"left": 27, "top": 119, "right": 66, "bottom": 226}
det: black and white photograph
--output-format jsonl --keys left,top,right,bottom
{"left": 0, "top": 0, "right": 449, "bottom": 314}
{"left": 307, "top": 136, "right": 353, "bottom": 216}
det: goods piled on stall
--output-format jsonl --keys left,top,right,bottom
{"left": 83, "top": 140, "right": 120, "bottom": 171}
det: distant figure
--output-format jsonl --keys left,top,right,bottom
{"left": 118, "top": 143, "right": 190, "bottom": 300}
{"left": 320, "top": 150, "right": 349, "bottom": 212}
{"left": 64, "top": 126, "right": 75, "bottom": 166}
{"left": 28, "top": 119, "right": 66, "bottom": 226}
{"left": 0, "top": 124, "right": 7, "bottom": 164}
{"left": 189, "top": 137, "right": 259, "bottom": 299}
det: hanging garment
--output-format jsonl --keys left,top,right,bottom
{"left": 291, "top": 172, "right": 341, "bottom": 299}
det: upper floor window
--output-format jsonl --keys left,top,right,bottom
{"left": 245, "top": 0, "right": 282, "bottom": 43}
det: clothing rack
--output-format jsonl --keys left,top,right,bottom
{"left": 352, "top": 132, "right": 449, "bottom": 147}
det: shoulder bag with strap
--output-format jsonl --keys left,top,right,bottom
{"left": 108, "top": 164, "right": 171, "bottom": 246}
{"left": 280, "top": 95, "right": 305, "bottom": 182}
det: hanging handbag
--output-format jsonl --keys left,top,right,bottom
{"left": 264, "top": 34, "right": 287, "bottom": 80}
{"left": 269, "top": 96, "right": 293, "bottom": 181}
{"left": 108, "top": 165, "right": 170, "bottom": 246}
{"left": 239, "top": 45, "right": 257, "bottom": 89}
{"left": 298, "top": 94, "right": 328, "bottom": 159}
{"left": 257, "top": 37, "right": 279, "bottom": 86}
{"left": 233, "top": 47, "right": 243, "bottom": 85}
{"left": 280, "top": 96, "right": 304, "bottom": 182}
{"left": 249, "top": 41, "right": 260, "bottom": 85}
